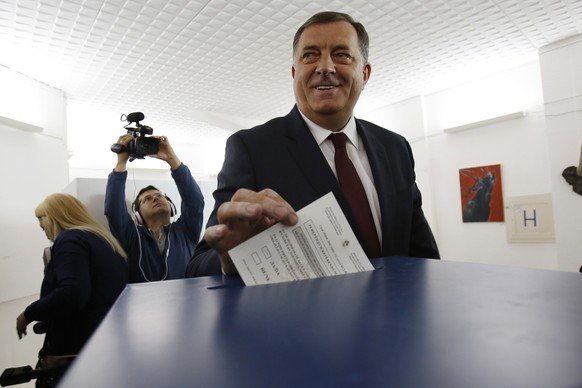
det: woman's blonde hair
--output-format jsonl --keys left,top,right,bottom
{"left": 35, "top": 193, "right": 127, "bottom": 259}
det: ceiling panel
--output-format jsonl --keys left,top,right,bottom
{"left": 1, "top": 0, "right": 581, "bottom": 149}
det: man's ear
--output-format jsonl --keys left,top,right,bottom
{"left": 291, "top": 65, "right": 296, "bottom": 79}
{"left": 362, "top": 63, "right": 371, "bottom": 89}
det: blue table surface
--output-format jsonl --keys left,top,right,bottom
{"left": 58, "top": 257, "right": 582, "bottom": 388}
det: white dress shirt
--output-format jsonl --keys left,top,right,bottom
{"left": 298, "top": 111, "right": 382, "bottom": 245}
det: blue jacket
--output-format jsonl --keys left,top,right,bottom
{"left": 24, "top": 229, "right": 128, "bottom": 356}
{"left": 105, "top": 163, "right": 204, "bottom": 282}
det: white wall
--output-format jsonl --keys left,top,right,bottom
{"left": 538, "top": 34, "right": 582, "bottom": 272}
{"left": 65, "top": 100, "right": 229, "bottom": 181}
{"left": 0, "top": 66, "right": 69, "bottom": 386}
{"left": 361, "top": 58, "right": 580, "bottom": 272}
{"left": 0, "top": 67, "right": 69, "bottom": 302}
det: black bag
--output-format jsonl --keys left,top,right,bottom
{"left": 0, "top": 355, "right": 75, "bottom": 387}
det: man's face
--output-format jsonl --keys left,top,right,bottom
{"left": 292, "top": 21, "right": 371, "bottom": 129}
{"left": 138, "top": 190, "right": 171, "bottom": 219}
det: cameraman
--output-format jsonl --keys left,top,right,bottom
{"left": 105, "top": 134, "right": 204, "bottom": 283}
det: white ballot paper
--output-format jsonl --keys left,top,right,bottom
{"left": 229, "top": 192, "right": 374, "bottom": 286}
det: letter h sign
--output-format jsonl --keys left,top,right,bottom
{"left": 505, "top": 194, "right": 555, "bottom": 243}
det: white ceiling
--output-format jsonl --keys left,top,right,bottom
{"left": 1, "top": 0, "right": 582, "bottom": 149}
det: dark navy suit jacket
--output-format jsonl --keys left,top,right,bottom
{"left": 186, "top": 106, "right": 439, "bottom": 276}
{"left": 24, "top": 229, "right": 128, "bottom": 356}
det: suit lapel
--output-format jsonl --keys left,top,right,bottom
{"left": 283, "top": 107, "right": 340, "bottom": 200}
{"left": 357, "top": 120, "right": 397, "bottom": 254}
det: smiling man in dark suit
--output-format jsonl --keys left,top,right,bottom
{"left": 186, "top": 11, "right": 439, "bottom": 277}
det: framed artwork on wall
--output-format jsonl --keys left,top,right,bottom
{"left": 459, "top": 164, "right": 504, "bottom": 222}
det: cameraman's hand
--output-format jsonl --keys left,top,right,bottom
{"left": 113, "top": 134, "right": 132, "bottom": 172}
{"left": 151, "top": 136, "right": 182, "bottom": 170}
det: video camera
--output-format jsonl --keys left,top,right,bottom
{"left": 110, "top": 112, "right": 159, "bottom": 161}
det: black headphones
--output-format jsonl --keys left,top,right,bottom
{"left": 131, "top": 191, "right": 177, "bottom": 225}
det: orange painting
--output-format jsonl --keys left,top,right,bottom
{"left": 459, "top": 164, "right": 504, "bottom": 222}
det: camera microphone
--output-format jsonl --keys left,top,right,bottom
{"left": 126, "top": 112, "right": 145, "bottom": 123}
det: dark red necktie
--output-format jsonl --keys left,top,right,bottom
{"left": 329, "top": 132, "right": 381, "bottom": 258}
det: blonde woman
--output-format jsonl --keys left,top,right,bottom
{"left": 16, "top": 193, "right": 128, "bottom": 386}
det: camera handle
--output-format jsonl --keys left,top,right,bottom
{"left": 110, "top": 127, "right": 140, "bottom": 155}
